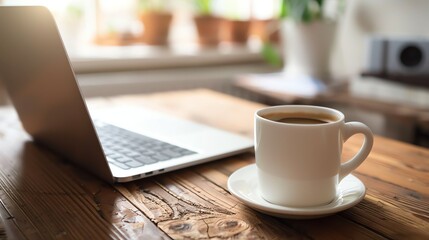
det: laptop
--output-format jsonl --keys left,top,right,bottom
{"left": 0, "top": 6, "right": 253, "bottom": 183}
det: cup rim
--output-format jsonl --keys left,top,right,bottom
{"left": 255, "top": 105, "right": 345, "bottom": 126}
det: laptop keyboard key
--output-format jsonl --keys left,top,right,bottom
{"left": 135, "top": 156, "right": 158, "bottom": 164}
{"left": 125, "top": 160, "right": 145, "bottom": 168}
{"left": 124, "top": 152, "right": 141, "bottom": 158}
{"left": 114, "top": 156, "right": 132, "bottom": 163}
{"left": 161, "top": 149, "right": 182, "bottom": 158}
{"left": 111, "top": 162, "right": 130, "bottom": 170}
{"left": 152, "top": 154, "right": 171, "bottom": 161}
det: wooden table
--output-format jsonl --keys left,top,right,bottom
{"left": 0, "top": 89, "right": 428, "bottom": 239}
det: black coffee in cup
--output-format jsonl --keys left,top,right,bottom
{"left": 262, "top": 112, "right": 337, "bottom": 124}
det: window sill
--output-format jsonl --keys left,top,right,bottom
{"left": 70, "top": 44, "right": 266, "bottom": 74}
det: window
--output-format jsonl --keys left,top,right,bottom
{"left": 2, "top": 0, "right": 281, "bottom": 72}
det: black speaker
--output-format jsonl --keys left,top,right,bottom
{"left": 363, "top": 36, "right": 429, "bottom": 87}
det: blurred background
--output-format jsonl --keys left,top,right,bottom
{"left": 0, "top": 0, "right": 429, "bottom": 147}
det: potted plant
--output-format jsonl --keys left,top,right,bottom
{"left": 249, "top": 18, "right": 280, "bottom": 44}
{"left": 192, "top": 0, "right": 222, "bottom": 46}
{"left": 138, "top": 0, "right": 173, "bottom": 45}
{"left": 220, "top": 1, "right": 251, "bottom": 44}
{"left": 222, "top": 19, "right": 251, "bottom": 44}
{"left": 94, "top": 0, "right": 143, "bottom": 46}
{"left": 263, "top": 0, "right": 343, "bottom": 83}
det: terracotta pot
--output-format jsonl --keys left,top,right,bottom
{"left": 194, "top": 15, "right": 222, "bottom": 46}
{"left": 94, "top": 32, "right": 139, "bottom": 46}
{"left": 221, "top": 19, "right": 251, "bottom": 44}
{"left": 140, "top": 12, "right": 172, "bottom": 45}
{"left": 250, "top": 19, "right": 280, "bottom": 43}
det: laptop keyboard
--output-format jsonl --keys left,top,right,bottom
{"left": 95, "top": 123, "right": 196, "bottom": 170}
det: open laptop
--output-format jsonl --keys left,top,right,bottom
{"left": 0, "top": 6, "right": 253, "bottom": 183}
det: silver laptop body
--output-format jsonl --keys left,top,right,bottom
{"left": 0, "top": 6, "right": 253, "bottom": 183}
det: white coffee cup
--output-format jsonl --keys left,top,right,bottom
{"left": 255, "top": 105, "right": 373, "bottom": 207}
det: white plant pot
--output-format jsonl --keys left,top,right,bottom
{"left": 281, "top": 20, "right": 337, "bottom": 83}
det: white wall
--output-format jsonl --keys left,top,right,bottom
{"left": 333, "top": 0, "right": 429, "bottom": 78}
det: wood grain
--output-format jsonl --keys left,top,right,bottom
{"left": 0, "top": 211, "right": 6, "bottom": 240}
{"left": 0, "top": 89, "right": 427, "bottom": 239}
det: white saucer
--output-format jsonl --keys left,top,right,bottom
{"left": 227, "top": 164, "right": 366, "bottom": 219}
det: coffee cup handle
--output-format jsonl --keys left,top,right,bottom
{"left": 339, "top": 122, "right": 374, "bottom": 181}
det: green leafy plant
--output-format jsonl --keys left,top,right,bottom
{"left": 138, "top": 0, "right": 169, "bottom": 13}
{"left": 194, "top": 0, "right": 213, "bottom": 16}
{"left": 65, "top": 3, "right": 84, "bottom": 19}
{"left": 262, "top": 43, "right": 283, "bottom": 67}
{"left": 281, "top": 0, "right": 325, "bottom": 22}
